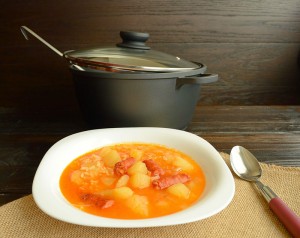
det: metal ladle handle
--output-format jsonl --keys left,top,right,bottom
{"left": 20, "top": 26, "right": 84, "bottom": 71}
{"left": 20, "top": 26, "right": 63, "bottom": 57}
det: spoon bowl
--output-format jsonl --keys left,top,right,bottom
{"left": 230, "top": 146, "right": 262, "bottom": 182}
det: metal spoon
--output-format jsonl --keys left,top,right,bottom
{"left": 230, "top": 146, "right": 300, "bottom": 237}
{"left": 20, "top": 26, "right": 84, "bottom": 71}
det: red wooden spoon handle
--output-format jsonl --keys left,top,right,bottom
{"left": 269, "top": 197, "right": 300, "bottom": 237}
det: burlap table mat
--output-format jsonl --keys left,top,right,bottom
{"left": 1, "top": 153, "right": 299, "bottom": 238}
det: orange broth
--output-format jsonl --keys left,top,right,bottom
{"left": 60, "top": 143, "right": 205, "bottom": 219}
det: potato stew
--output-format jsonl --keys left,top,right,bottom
{"left": 60, "top": 143, "right": 206, "bottom": 219}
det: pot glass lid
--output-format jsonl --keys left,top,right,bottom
{"left": 64, "top": 31, "right": 201, "bottom": 72}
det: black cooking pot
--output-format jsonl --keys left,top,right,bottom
{"left": 71, "top": 64, "right": 217, "bottom": 129}
{"left": 21, "top": 27, "right": 218, "bottom": 129}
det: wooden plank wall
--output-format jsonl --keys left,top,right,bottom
{"left": 1, "top": 0, "right": 300, "bottom": 115}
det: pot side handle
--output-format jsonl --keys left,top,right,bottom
{"left": 176, "top": 73, "right": 218, "bottom": 88}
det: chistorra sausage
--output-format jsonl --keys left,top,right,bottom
{"left": 114, "top": 157, "right": 136, "bottom": 176}
{"left": 143, "top": 159, "right": 165, "bottom": 176}
{"left": 152, "top": 173, "right": 191, "bottom": 189}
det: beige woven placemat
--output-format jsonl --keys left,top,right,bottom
{"left": 1, "top": 153, "right": 299, "bottom": 238}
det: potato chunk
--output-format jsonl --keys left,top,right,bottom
{"left": 97, "top": 186, "right": 133, "bottom": 200}
{"left": 127, "top": 161, "right": 148, "bottom": 175}
{"left": 129, "top": 173, "right": 151, "bottom": 189}
{"left": 115, "top": 174, "right": 129, "bottom": 188}
{"left": 113, "top": 187, "right": 134, "bottom": 200}
{"left": 100, "top": 148, "right": 121, "bottom": 167}
{"left": 167, "top": 183, "right": 191, "bottom": 199}
{"left": 172, "top": 156, "right": 194, "bottom": 172}
{"left": 125, "top": 194, "right": 149, "bottom": 216}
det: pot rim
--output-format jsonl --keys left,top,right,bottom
{"left": 70, "top": 62, "right": 207, "bottom": 80}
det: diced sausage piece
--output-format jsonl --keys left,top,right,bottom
{"left": 143, "top": 159, "right": 165, "bottom": 176}
{"left": 114, "top": 157, "right": 136, "bottom": 176}
{"left": 80, "top": 193, "right": 115, "bottom": 209}
{"left": 152, "top": 173, "right": 191, "bottom": 190}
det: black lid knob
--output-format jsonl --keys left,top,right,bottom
{"left": 117, "top": 31, "right": 150, "bottom": 50}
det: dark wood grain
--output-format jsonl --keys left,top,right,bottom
{"left": 188, "top": 106, "right": 300, "bottom": 164}
{"left": 3, "top": 0, "right": 300, "bottom": 44}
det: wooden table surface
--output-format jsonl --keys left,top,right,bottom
{"left": 1, "top": 105, "right": 300, "bottom": 206}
